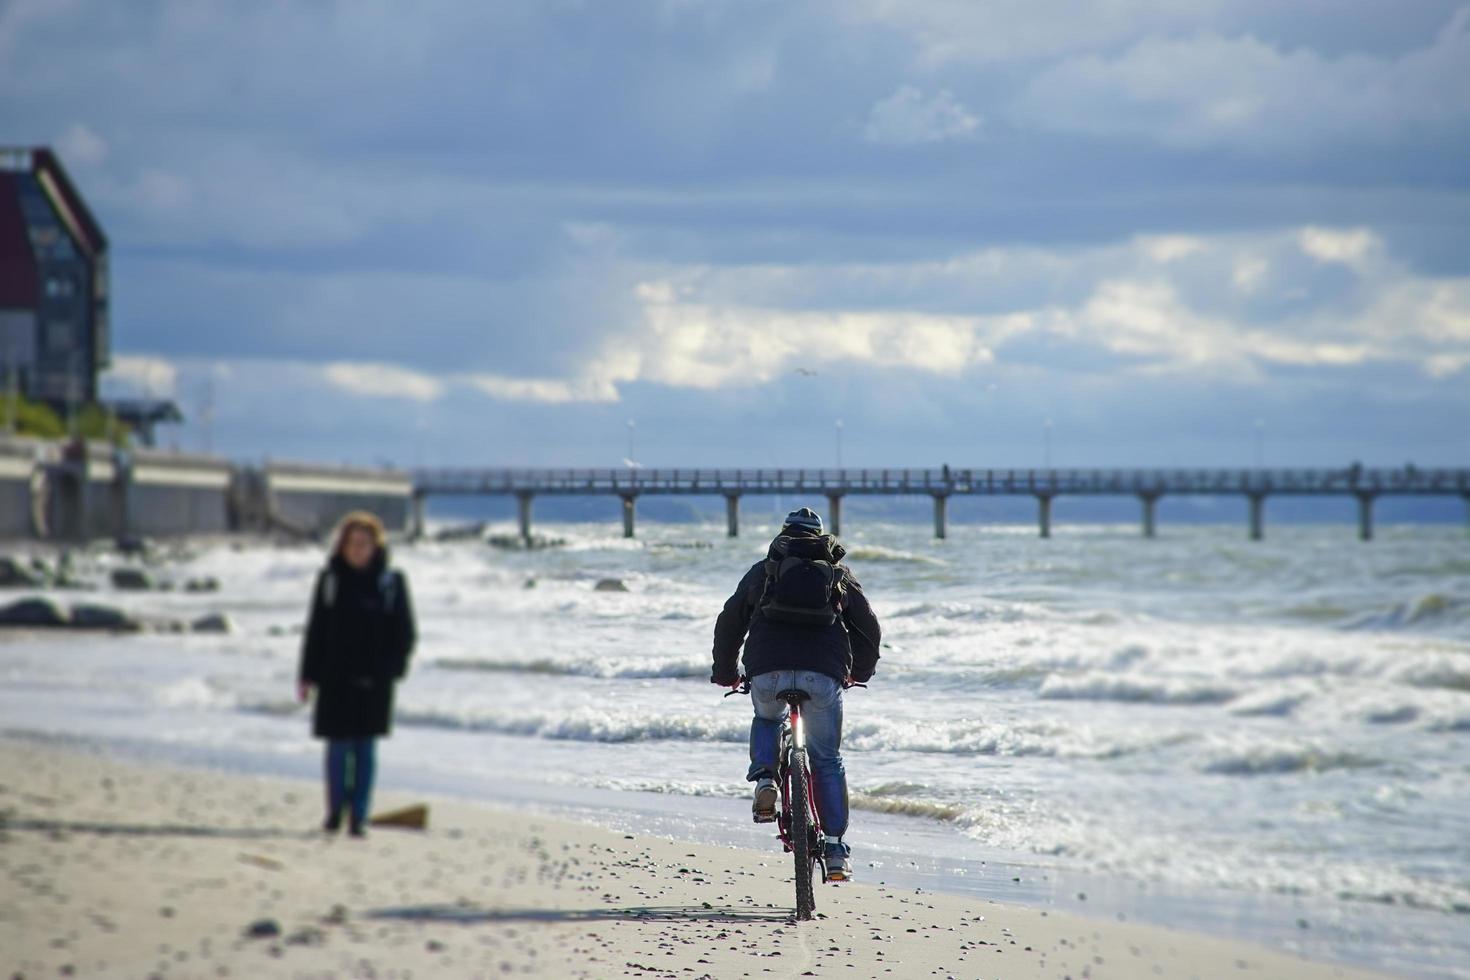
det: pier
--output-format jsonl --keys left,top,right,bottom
{"left": 411, "top": 466, "right": 1470, "bottom": 541}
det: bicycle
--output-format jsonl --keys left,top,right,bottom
{"left": 726, "top": 675, "right": 865, "bottom": 920}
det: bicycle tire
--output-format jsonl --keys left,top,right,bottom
{"left": 789, "top": 747, "right": 816, "bottom": 920}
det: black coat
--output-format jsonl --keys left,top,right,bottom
{"left": 712, "top": 533, "right": 882, "bottom": 685}
{"left": 298, "top": 553, "right": 416, "bottom": 739}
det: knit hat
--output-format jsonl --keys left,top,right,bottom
{"left": 781, "top": 507, "right": 824, "bottom": 534}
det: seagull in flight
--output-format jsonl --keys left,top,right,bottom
{"left": 794, "top": 368, "right": 818, "bottom": 377}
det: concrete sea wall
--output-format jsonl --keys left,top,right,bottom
{"left": 0, "top": 437, "right": 412, "bottom": 542}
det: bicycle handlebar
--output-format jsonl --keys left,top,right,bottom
{"left": 722, "top": 675, "right": 867, "bottom": 696}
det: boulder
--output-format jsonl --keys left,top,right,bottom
{"left": 593, "top": 578, "right": 630, "bottom": 593}
{"left": 190, "top": 613, "right": 234, "bottom": 634}
{"left": 434, "top": 522, "right": 486, "bottom": 542}
{"left": 110, "top": 568, "right": 156, "bottom": 591}
{"left": 70, "top": 604, "right": 142, "bottom": 632}
{"left": 487, "top": 534, "right": 566, "bottom": 551}
{"left": 0, "top": 597, "right": 70, "bottom": 628}
{"left": 0, "top": 556, "right": 44, "bottom": 588}
{"left": 184, "top": 577, "right": 221, "bottom": 593}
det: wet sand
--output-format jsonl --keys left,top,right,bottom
{"left": 0, "top": 736, "right": 1387, "bottom": 979}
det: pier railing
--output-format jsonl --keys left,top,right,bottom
{"left": 409, "top": 466, "right": 1470, "bottom": 541}
{"left": 414, "top": 466, "right": 1467, "bottom": 496}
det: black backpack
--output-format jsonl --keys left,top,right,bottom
{"left": 759, "top": 535, "right": 843, "bottom": 627}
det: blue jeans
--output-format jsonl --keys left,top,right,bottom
{"left": 747, "top": 670, "right": 848, "bottom": 841}
{"left": 325, "top": 737, "right": 376, "bottom": 826}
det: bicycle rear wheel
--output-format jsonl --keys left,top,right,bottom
{"left": 789, "top": 747, "right": 816, "bottom": 920}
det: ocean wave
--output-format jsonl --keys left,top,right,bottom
{"left": 160, "top": 678, "right": 302, "bottom": 719}
{"left": 1202, "top": 745, "right": 1380, "bottom": 776}
{"left": 240, "top": 698, "right": 302, "bottom": 717}
{"left": 378, "top": 705, "right": 1158, "bottom": 761}
{"left": 1425, "top": 713, "right": 1470, "bottom": 733}
{"left": 1038, "top": 672, "right": 1238, "bottom": 705}
{"left": 586, "top": 778, "right": 969, "bottom": 823}
{"left": 1342, "top": 593, "right": 1468, "bottom": 632}
{"left": 392, "top": 707, "right": 749, "bottom": 744}
{"left": 850, "top": 793, "right": 965, "bottom": 821}
{"left": 1278, "top": 600, "right": 1353, "bottom": 623}
{"left": 1227, "top": 687, "right": 1312, "bottom": 717}
{"left": 1391, "top": 655, "right": 1470, "bottom": 692}
{"left": 845, "top": 718, "right": 1173, "bottom": 760}
{"left": 889, "top": 601, "right": 1017, "bottom": 622}
{"left": 1363, "top": 704, "right": 1420, "bottom": 725}
{"left": 431, "top": 656, "right": 706, "bottom": 680}
{"left": 844, "top": 546, "right": 946, "bottom": 566}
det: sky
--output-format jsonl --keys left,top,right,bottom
{"left": 3, "top": 0, "right": 1469, "bottom": 470}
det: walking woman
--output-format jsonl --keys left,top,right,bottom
{"left": 297, "top": 511, "right": 416, "bottom": 836}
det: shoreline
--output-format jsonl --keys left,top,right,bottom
{"left": 0, "top": 735, "right": 1393, "bottom": 979}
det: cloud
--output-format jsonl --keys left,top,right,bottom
{"left": 1299, "top": 227, "right": 1376, "bottom": 267}
{"left": 323, "top": 362, "right": 444, "bottom": 403}
{"left": 1145, "top": 235, "right": 1211, "bottom": 263}
{"left": 1232, "top": 256, "right": 1268, "bottom": 294}
{"left": 628, "top": 227, "right": 1470, "bottom": 383}
{"left": 0, "top": 0, "right": 76, "bottom": 53}
{"left": 56, "top": 122, "right": 107, "bottom": 167}
{"left": 842, "top": 0, "right": 1224, "bottom": 66}
{"left": 1015, "top": 8, "right": 1470, "bottom": 150}
{"left": 461, "top": 373, "right": 620, "bottom": 404}
{"left": 1052, "top": 277, "right": 1380, "bottom": 377}
{"left": 629, "top": 286, "right": 1002, "bottom": 387}
{"left": 104, "top": 355, "right": 178, "bottom": 398}
{"left": 862, "top": 85, "right": 980, "bottom": 145}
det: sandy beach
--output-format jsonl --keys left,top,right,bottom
{"left": 0, "top": 736, "right": 1389, "bottom": 980}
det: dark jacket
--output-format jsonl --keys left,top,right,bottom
{"left": 712, "top": 532, "right": 881, "bottom": 685}
{"left": 298, "top": 551, "right": 416, "bottom": 739}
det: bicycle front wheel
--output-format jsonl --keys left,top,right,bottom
{"left": 789, "top": 747, "right": 816, "bottom": 920}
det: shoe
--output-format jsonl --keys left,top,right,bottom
{"left": 348, "top": 821, "right": 366, "bottom": 838}
{"left": 322, "top": 814, "right": 342, "bottom": 834}
{"left": 752, "top": 778, "right": 777, "bottom": 824}
{"left": 824, "top": 844, "right": 851, "bottom": 882}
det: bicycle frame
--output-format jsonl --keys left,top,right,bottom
{"left": 775, "top": 696, "right": 825, "bottom": 875}
{"left": 725, "top": 676, "right": 865, "bottom": 917}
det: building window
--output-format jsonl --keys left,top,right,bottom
{"left": 45, "top": 320, "right": 76, "bottom": 354}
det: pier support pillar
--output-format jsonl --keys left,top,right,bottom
{"left": 409, "top": 492, "right": 426, "bottom": 540}
{"left": 109, "top": 453, "right": 133, "bottom": 545}
{"left": 621, "top": 494, "right": 637, "bottom": 539}
{"left": 826, "top": 493, "right": 844, "bottom": 537}
{"left": 1356, "top": 491, "right": 1376, "bottom": 542}
{"left": 1248, "top": 493, "right": 1265, "bottom": 541}
{"left": 1139, "top": 492, "right": 1159, "bottom": 539}
{"left": 932, "top": 493, "right": 949, "bottom": 540}
{"left": 725, "top": 494, "right": 740, "bottom": 537}
{"left": 52, "top": 463, "right": 87, "bottom": 543}
{"left": 516, "top": 491, "right": 534, "bottom": 542}
{"left": 1037, "top": 494, "right": 1053, "bottom": 539}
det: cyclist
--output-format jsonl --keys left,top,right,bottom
{"left": 712, "top": 506, "right": 882, "bottom": 882}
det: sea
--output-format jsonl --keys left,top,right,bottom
{"left": 2, "top": 518, "right": 1467, "bottom": 977}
